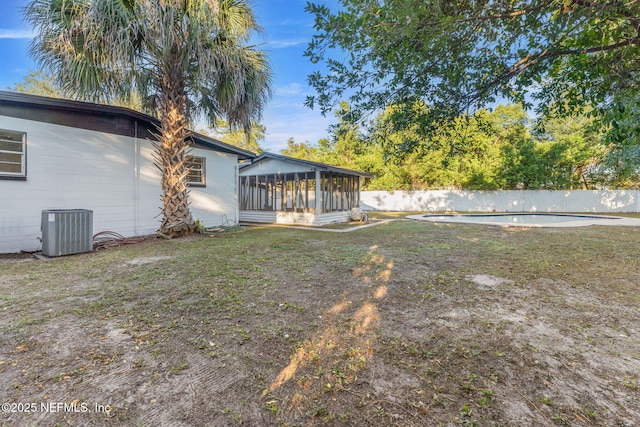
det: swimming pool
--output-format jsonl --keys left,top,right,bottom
{"left": 407, "top": 213, "right": 631, "bottom": 227}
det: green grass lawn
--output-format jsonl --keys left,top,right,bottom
{"left": 0, "top": 220, "right": 638, "bottom": 426}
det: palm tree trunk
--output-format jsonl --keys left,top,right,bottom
{"left": 156, "top": 64, "right": 195, "bottom": 238}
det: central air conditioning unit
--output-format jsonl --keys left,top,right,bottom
{"left": 41, "top": 209, "right": 93, "bottom": 257}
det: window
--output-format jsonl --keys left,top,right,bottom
{"left": 0, "top": 129, "right": 26, "bottom": 179}
{"left": 186, "top": 156, "right": 206, "bottom": 187}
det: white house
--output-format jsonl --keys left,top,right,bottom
{"left": 238, "top": 153, "right": 373, "bottom": 226}
{"left": 0, "top": 91, "right": 254, "bottom": 254}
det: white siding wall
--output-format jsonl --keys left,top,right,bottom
{"left": 239, "top": 211, "right": 277, "bottom": 224}
{"left": 190, "top": 151, "right": 239, "bottom": 226}
{"left": 0, "top": 116, "right": 239, "bottom": 253}
{"left": 239, "top": 210, "right": 351, "bottom": 226}
{"left": 302, "top": 211, "right": 351, "bottom": 226}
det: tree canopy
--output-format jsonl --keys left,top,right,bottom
{"left": 305, "top": 1, "right": 640, "bottom": 130}
{"left": 9, "top": 69, "right": 144, "bottom": 110}
{"left": 204, "top": 120, "right": 266, "bottom": 154}
{"left": 281, "top": 102, "right": 626, "bottom": 190}
{"left": 7, "top": 69, "right": 65, "bottom": 98}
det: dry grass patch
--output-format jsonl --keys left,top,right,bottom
{"left": 0, "top": 221, "right": 638, "bottom": 426}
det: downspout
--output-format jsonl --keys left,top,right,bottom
{"left": 134, "top": 121, "right": 139, "bottom": 235}
{"left": 235, "top": 161, "right": 239, "bottom": 225}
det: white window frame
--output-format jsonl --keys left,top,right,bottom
{"left": 0, "top": 129, "right": 26, "bottom": 180}
{"left": 186, "top": 155, "right": 206, "bottom": 187}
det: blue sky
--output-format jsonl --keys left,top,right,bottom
{"left": 0, "top": 0, "right": 339, "bottom": 152}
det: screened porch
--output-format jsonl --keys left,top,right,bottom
{"left": 238, "top": 154, "right": 371, "bottom": 226}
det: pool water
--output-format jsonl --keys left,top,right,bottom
{"left": 420, "top": 213, "right": 620, "bottom": 227}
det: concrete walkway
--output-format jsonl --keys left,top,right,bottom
{"left": 244, "top": 219, "right": 396, "bottom": 233}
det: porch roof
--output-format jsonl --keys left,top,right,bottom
{"left": 239, "top": 152, "right": 373, "bottom": 178}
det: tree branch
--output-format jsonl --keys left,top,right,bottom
{"left": 475, "top": 34, "right": 640, "bottom": 103}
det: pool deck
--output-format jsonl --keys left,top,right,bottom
{"left": 406, "top": 214, "right": 640, "bottom": 228}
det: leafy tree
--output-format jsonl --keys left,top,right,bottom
{"left": 280, "top": 137, "right": 321, "bottom": 161}
{"left": 500, "top": 136, "right": 543, "bottom": 189}
{"left": 367, "top": 103, "right": 451, "bottom": 190}
{"left": 8, "top": 69, "right": 65, "bottom": 98}
{"left": 25, "top": 0, "right": 271, "bottom": 237}
{"left": 305, "top": 1, "right": 640, "bottom": 137}
{"left": 281, "top": 100, "right": 620, "bottom": 191}
{"left": 10, "top": 69, "right": 144, "bottom": 110}
{"left": 369, "top": 103, "right": 528, "bottom": 190}
{"left": 320, "top": 102, "right": 377, "bottom": 169}
{"left": 488, "top": 104, "right": 543, "bottom": 189}
{"left": 534, "top": 112, "right": 605, "bottom": 189}
{"left": 280, "top": 102, "right": 390, "bottom": 188}
{"left": 598, "top": 98, "right": 640, "bottom": 188}
{"left": 204, "top": 120, "right": 266, "bottom": 154}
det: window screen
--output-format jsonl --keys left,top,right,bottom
{"left": 0, "top": 129, "right": 26, "bottom": 178}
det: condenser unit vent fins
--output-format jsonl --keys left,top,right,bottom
{"left": 41, "top": 209, "right": 93, "bottom": 257}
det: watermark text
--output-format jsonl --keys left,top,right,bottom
{"left": 2, "top": 401, "right": 112, "bottom": 414}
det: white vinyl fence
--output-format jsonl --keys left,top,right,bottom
{"left": 361, "top": 190, "right": 640, "bottom": 213}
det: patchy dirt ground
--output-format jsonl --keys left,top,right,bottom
{"left": 0, "top": 220, "right": 639, "bottom": 426}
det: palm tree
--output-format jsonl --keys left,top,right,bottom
{"left": 24, "top": 0, "right": 272, "bottom": 237}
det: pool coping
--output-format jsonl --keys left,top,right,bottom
{"left": 406, "top": 213, "right": 640, "bottom": 228}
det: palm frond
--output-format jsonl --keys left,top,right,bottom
{"left": 25, "top": 0, "right": 272, "bottom": 236}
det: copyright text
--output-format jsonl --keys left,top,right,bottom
{"left": 2, "top": 402, "right": 112, "bottom": 414}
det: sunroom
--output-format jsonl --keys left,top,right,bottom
{"left": 238, "top": 153, "right": 372, "bottom": 226}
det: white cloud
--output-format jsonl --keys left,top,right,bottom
{"left": 0, "top": 29, "right": 36, "bottom": 39}
{"left": 266, "top": 39, "right": 307, "bottom": 49}
{"left": 261, "top": 107, "right": 336, "bottom": 152}
{"left": 275, "top": 83, "right": 303, "bottom": 96}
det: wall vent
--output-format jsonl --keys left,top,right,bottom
{"left": 41, "top": 209, "right": 93, "bottom": 257}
